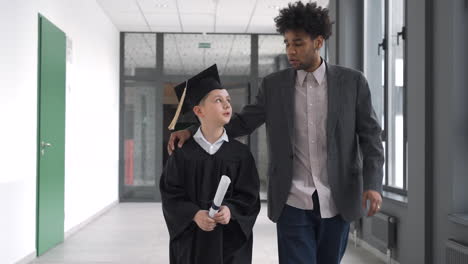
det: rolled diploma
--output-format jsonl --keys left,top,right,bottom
{"left": 208, "top": 175, "right": 231, "bottom": 218}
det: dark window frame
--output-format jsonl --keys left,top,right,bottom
{"left": 380, "top": 0, "right": 408, "bottom": 195}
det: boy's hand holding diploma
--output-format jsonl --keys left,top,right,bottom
{"left": 194, "top": 175, "right": 231, "bottom": 231}
{"left": 194, "top": 210, "right": 216, "bottom": 231}
{"left": 213, "top": 206, "right": 231, "bottom": 225}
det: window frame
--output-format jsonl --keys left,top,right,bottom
{"left": 365, "top": 0, "right": 408, "bottom": 195}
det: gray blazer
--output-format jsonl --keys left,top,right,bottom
{"left": 224, "top": 62, "right": 384, "bottom": 222}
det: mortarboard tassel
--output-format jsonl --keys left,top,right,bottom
{"left": 168, "top": 81, "right": 188, "bottom": 130}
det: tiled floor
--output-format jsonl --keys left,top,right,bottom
{"left": 32, "top": 203, "right": 384, "bottom": 264}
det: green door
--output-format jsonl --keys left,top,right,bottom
{"left": 36, "top": 15, "right": 66, "bottom": 256}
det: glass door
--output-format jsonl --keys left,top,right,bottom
{"left": 120, "top": 33, "right": 162, "bottom": 201}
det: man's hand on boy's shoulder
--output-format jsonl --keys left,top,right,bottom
{"left": 213, "top": 205, "right": 231, "bottom": 225}
{"left": 193, "top": 210, "right": 216, "bottom": 232}
{"left": 168, "top": 129, "right": 192, "bottom": 155}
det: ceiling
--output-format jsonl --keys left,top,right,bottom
{"left": 123, "top": 33, "right": 291, "bottom": 77}
{"left": 97, "top": 0, "right": 329, "bottom": 33}
{"left": 104, "top": 0, "right": 329, "bottom": 77}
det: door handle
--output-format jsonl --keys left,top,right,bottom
{"left": 378, "top": 38, "right": 386, "bottom": 56}
{"left": 397, "top": 26, "right": 406, "bottom": 46}
{"left": 41, "top": 141, "right": 52, "bottom": 148}
{"left": 41, "top": 141, "right": 52, "bottom": 155}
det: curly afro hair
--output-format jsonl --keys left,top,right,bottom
{"left": 274, "top": 1, "right": 332, "bottom": 40}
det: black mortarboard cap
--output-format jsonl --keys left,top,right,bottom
{"left": 168, "top": 64, "right": 222, "bottom": 130}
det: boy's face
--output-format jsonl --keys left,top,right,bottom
{"left": 193, "top": 89, "right": 232, "bottom": 127}
{"left": 283, "top": 29, "right": 323, "bottom": 72}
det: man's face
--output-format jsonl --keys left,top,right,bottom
{"left": 283, "top": 30, "right": 323, "bottom": 72}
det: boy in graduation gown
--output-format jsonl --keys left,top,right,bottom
{"left": 160, "top": 64, "right": 261, "bottom": 264}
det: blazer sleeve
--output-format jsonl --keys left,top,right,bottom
{"left": 356, "top": 73, "right": 385, "bottom": 193}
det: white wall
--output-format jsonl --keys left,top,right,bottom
{"left": 0, "top": 0, "right": 120, "bottom": 263}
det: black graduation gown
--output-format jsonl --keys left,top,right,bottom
{"left": 160, "top": 137, "right": 261, "bottom": 264}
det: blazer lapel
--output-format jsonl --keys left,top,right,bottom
{"left": 281, "top": 68, "right": 296, "bottom": 147}
{"left": 326, "top": 63, "right": 342, "bottom": 141}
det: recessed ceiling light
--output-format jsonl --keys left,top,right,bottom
{"left": 268, "top": 5, "right": 281, "bottom": 10}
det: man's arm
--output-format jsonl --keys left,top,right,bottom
{"left": 167, "top": 78, "right": 268, "bottom": 154}
{"left": 356, "top": 73, "right": 385, "bottom": 216}
{"left": 189, "top": 79, "right": 267, "bottom": 137}
{"left": 356, "top": 73, "right": 385, "bottom": 192}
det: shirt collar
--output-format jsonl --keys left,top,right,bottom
{"left": 296, "top": 58, "right": 327, "bottom": 86}
{"left": 194, "top": 127, "right": 229, "bottom": 146}
{"left": 313, "top": 58, "right": 326, "bottom": 85}
{"left": 297, "top": 69, "right": 309, "bottom": 87}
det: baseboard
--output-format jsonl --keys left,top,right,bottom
{"left": 65, "top": 200, "right": 119, "bottom": 239}
{"left": 348, "top": 231, "right": 401, "bottom": 264}
{"left": 14, "top": 251, "right": 36, "bottom": 264}
{"left": 13, "top": 201, "right": 119, "bottom": 264}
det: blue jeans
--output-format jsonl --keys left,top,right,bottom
{"left": 276, "top": 192, "right": 350, "bottom": 264}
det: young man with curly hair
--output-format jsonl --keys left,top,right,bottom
{"left": 168, "top": 2, "right": 384, "bottom": 263}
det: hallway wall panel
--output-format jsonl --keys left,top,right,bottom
{"left": 0, "top": 0, "right": 119, "bottom": 263}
